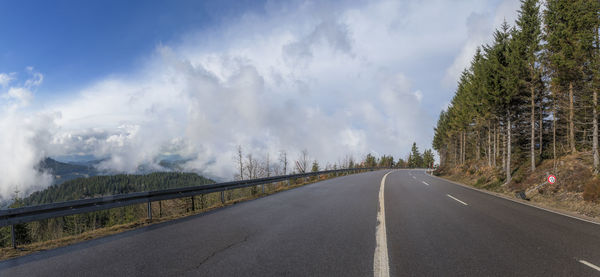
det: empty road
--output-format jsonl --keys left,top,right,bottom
{"left": 2, "top": 169, "right": 600, "bottom": 276}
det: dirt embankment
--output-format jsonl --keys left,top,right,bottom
{"left": 436, "top": 154, "right": 600, "bottom": 220}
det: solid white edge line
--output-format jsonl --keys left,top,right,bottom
{"left": 421, "top": 181, "right": 430, "bottom": 186}
{"left": 579, "top": 260, "right": 600, "bottom": 272}
{"left": 425, "top": 172, "right": 600, "bottom": 226}
{"left": 374, "top": 171, "right": 393, "bottom": 277}
{"left": 447, "top": 194, "right": 468, "bottom": 206}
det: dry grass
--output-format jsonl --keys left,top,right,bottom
{"left": 437, "top": 154, "right": 600, "bottom": 221}
{"left": 0, "top": 173, "right": 341, "bottom": 261}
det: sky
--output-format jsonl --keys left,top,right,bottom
{"left": 0, "top": 0, "right": 521, "bottom": 199}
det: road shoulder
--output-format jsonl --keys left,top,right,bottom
{"left": 426, "top": 172, "right": 600, "bottom": 226}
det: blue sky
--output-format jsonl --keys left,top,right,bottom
{"left": 0, "top": 0, "right": 521, "bottom": 199}
{"left": 0, "top": 0, "right": 264, "bottom": 95}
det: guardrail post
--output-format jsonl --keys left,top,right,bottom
{"left": 11, "top": 225, "right": 16, "bottom": 249}
{"left": 287, "top": 180, "right": 290, "bottom": 186}
{"left": 191, "top": 196, "right": 195, "bottom": 211}
{"left": 262, "top": 184, "right": 265, "bottom": 194}
{"left": 221, "top": 190, "right": 225, "bottom": 204}
{"left": 147, "top": 201, "right": 152, "bottom": 220}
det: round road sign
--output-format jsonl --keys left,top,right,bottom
{"left": 548, "top": 175, "right": 556, "bottom": 184}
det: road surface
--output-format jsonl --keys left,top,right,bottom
{"left": 1, "top": 169, "right": 600, "bottom": 276}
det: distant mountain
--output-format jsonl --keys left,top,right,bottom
{"left": 38, "top": 158, "right": 100, "bottom": 184}
{"left": 33, "top": 156, "right": 224, "bottom": 192}
{"left": 23, "top": 172, "right": 215, "bottom": 206}
{"left": 1, "top": 158, "right": 218, "bottom": 207}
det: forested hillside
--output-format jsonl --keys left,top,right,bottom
{"left": 37, "top": 158, "right": 100, "bottom": 184}
{"left": 1, "top": 172, "right": 215, "bottom": 248}
{"left": 21, "top": 172, "right": 215, "bottom": 206}
{"left": 433, "top": 0, "right": 600, "bottom": 203}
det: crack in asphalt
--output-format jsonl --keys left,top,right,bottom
{"left": 200, "top": 235, "right": 250, "bottom": 267}
{"left": 173, "top": 234, "right": 250, "bottom": 275}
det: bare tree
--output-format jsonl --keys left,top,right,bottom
{"left": 245, "top": 154, "right": 259, "bottom": 179}
{"left": 265, "top": 153, "right": 271, "bottom": 177}
{"left": 339, "top": 157, "right": 346, "bottom": 169}
{"left": 341, "top": 154, "right": 355, "bottom": 169}
{"left": 235, "top": 145, "right": 244, "bottom": 180}
{"left": 279, "top": 150, "right": 288, "bottom": 175}
{"left": 271, "top": 163, "right": 281, "bottom": 176}
{"left": 296, "top": 149, "right": 309, "bottom": 173}
{"left": 348, "top": 155, "right": 355, "bottom": 168}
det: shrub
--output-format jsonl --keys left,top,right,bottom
{"left": 583, "top": 178, "right": 600, "bottom": 202}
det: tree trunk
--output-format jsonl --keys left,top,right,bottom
{"left": 539, "top": 103, "right": 543, "bottom": 158}
{"left": 488, "top": 123, "right": 492, "bottom": 167}
{"left": 454, "top": 135, "right": 458, "bottom": 166}
{"left": 493, "top": 125, "right": 497, "bottom": 167}
{"left": 502, "top": 125, "right": 506, "bottom": 172}
{"left": 553, "top": 93, "right": 557, "bottom": 171}
{"left": 569, "top": 81, "right": 576, "bottom": 153}
{"left": 462, "top": 131, "right": 465, "bottom": 164}
{"left": 531, "top": 85, "right": 536, "bottom": 171}
{"left": 458, "top": 131, "right": 464, "bottom": 165}
{"left": 237, "top": 146, "right": 244, "bottom": 180}
{"left": 463, "top": 130, "right": 467, "bottom": 164}
{"left": 593, "top": 88, "right": 599, "bottom": 173}
{"left": 460, "top": 131, "right": 464, "bottom": 165}
{"left": 506, "top": 111, "right": 512, "bottom": 184}
{"left": 476, "top": 129, "right": 481, "bottom": 161}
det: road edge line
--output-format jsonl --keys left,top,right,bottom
{"left": 579, "top": 260, "right": 600, "bottom": 272}
{"left": 374, "top": 171, "right": 393, "bottom": 277}
{"left": 425, "top": 172, "right": 600, "bottom": 226}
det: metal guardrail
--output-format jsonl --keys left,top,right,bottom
{"left": 1, "top": 167, "right": 386, "bottom": 247}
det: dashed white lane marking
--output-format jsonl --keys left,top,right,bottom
{"left": 426, "top": 172, "right": 600, "bottom": 226}
{"left": 374, "top": 171, "right": 393, "bottom": 277}
{"left": 447, "top": 194, "right": 468, "bottom": 206}
{"left": 412, "top": 176, "right": 416, "bottom": 180}
{"left": 579, "top": 260, "right": 600, "bottom": 272}
{"left": 421, "top": 181, "right": 430, "bottom": 186}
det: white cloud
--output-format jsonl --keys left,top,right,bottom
{"left": 3, "top": 87, "right": 33, "bottom": 107}
{"left": 442, "top": 0, "right": 521, "bottom": 88}
{"left": 0, "top": 73, "right": 15, "bottom": 87}
{"left": 0, "top": 70, "right": 55, "bottom": 200}
{"left": 0, "top": 0, "right": 523, "bottom": 200}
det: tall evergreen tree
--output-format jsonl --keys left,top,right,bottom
{"left": 408, "top": 142, "right": 423, "bottom": 168}
{"left": 432, "top": 0, "right": 600, "bottom": 186}
{"left": 422, "top": 149, "right": 435, "bottom": 168}
{"left": 512, "top": 0, "right": 542, "bottom": 171}
{"left": 486, "top": 21, "right": 517, "bottom": 183}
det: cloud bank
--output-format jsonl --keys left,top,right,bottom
{"left": 0, "top": 0, "right": 520, "bottom": 200}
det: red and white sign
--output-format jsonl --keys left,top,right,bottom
{"left": 548, "top": 175, "right": 556, "bottom": 184}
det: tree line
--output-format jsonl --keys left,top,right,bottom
{"left": 234, "top": 143, "right": 435, "bottom": 177}
{"left": 433, "top": 0, "right": 600, "bottom": 183}
{"left": 2, "top": 172, "right": 215, "bottom": 247}
{"left": 2, "top": 143, "right": 435, "bottom": 247}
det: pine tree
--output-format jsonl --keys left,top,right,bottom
{"left": 432, "top": 0, "right": 599, "bottom": 186}
{"left": 311, "top": 160, "right": 320, "bottom": 172}
{"left": 486, "top": 21, "right": 516, "bottom": 183}
{"left": 364, "top": 154, "right": 377, "bottom": 167}
{"left": 422, "top": 149, "right": 435, "bottom": 168}
{"left": 408, "top": 142, "right": 423, "bottom": 168}
{"left": 512, "top": 0, "right": 542, "bottom": 171}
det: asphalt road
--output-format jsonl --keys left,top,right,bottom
{"left": 1, "top": 169, "right": 600, "bottom": 276}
